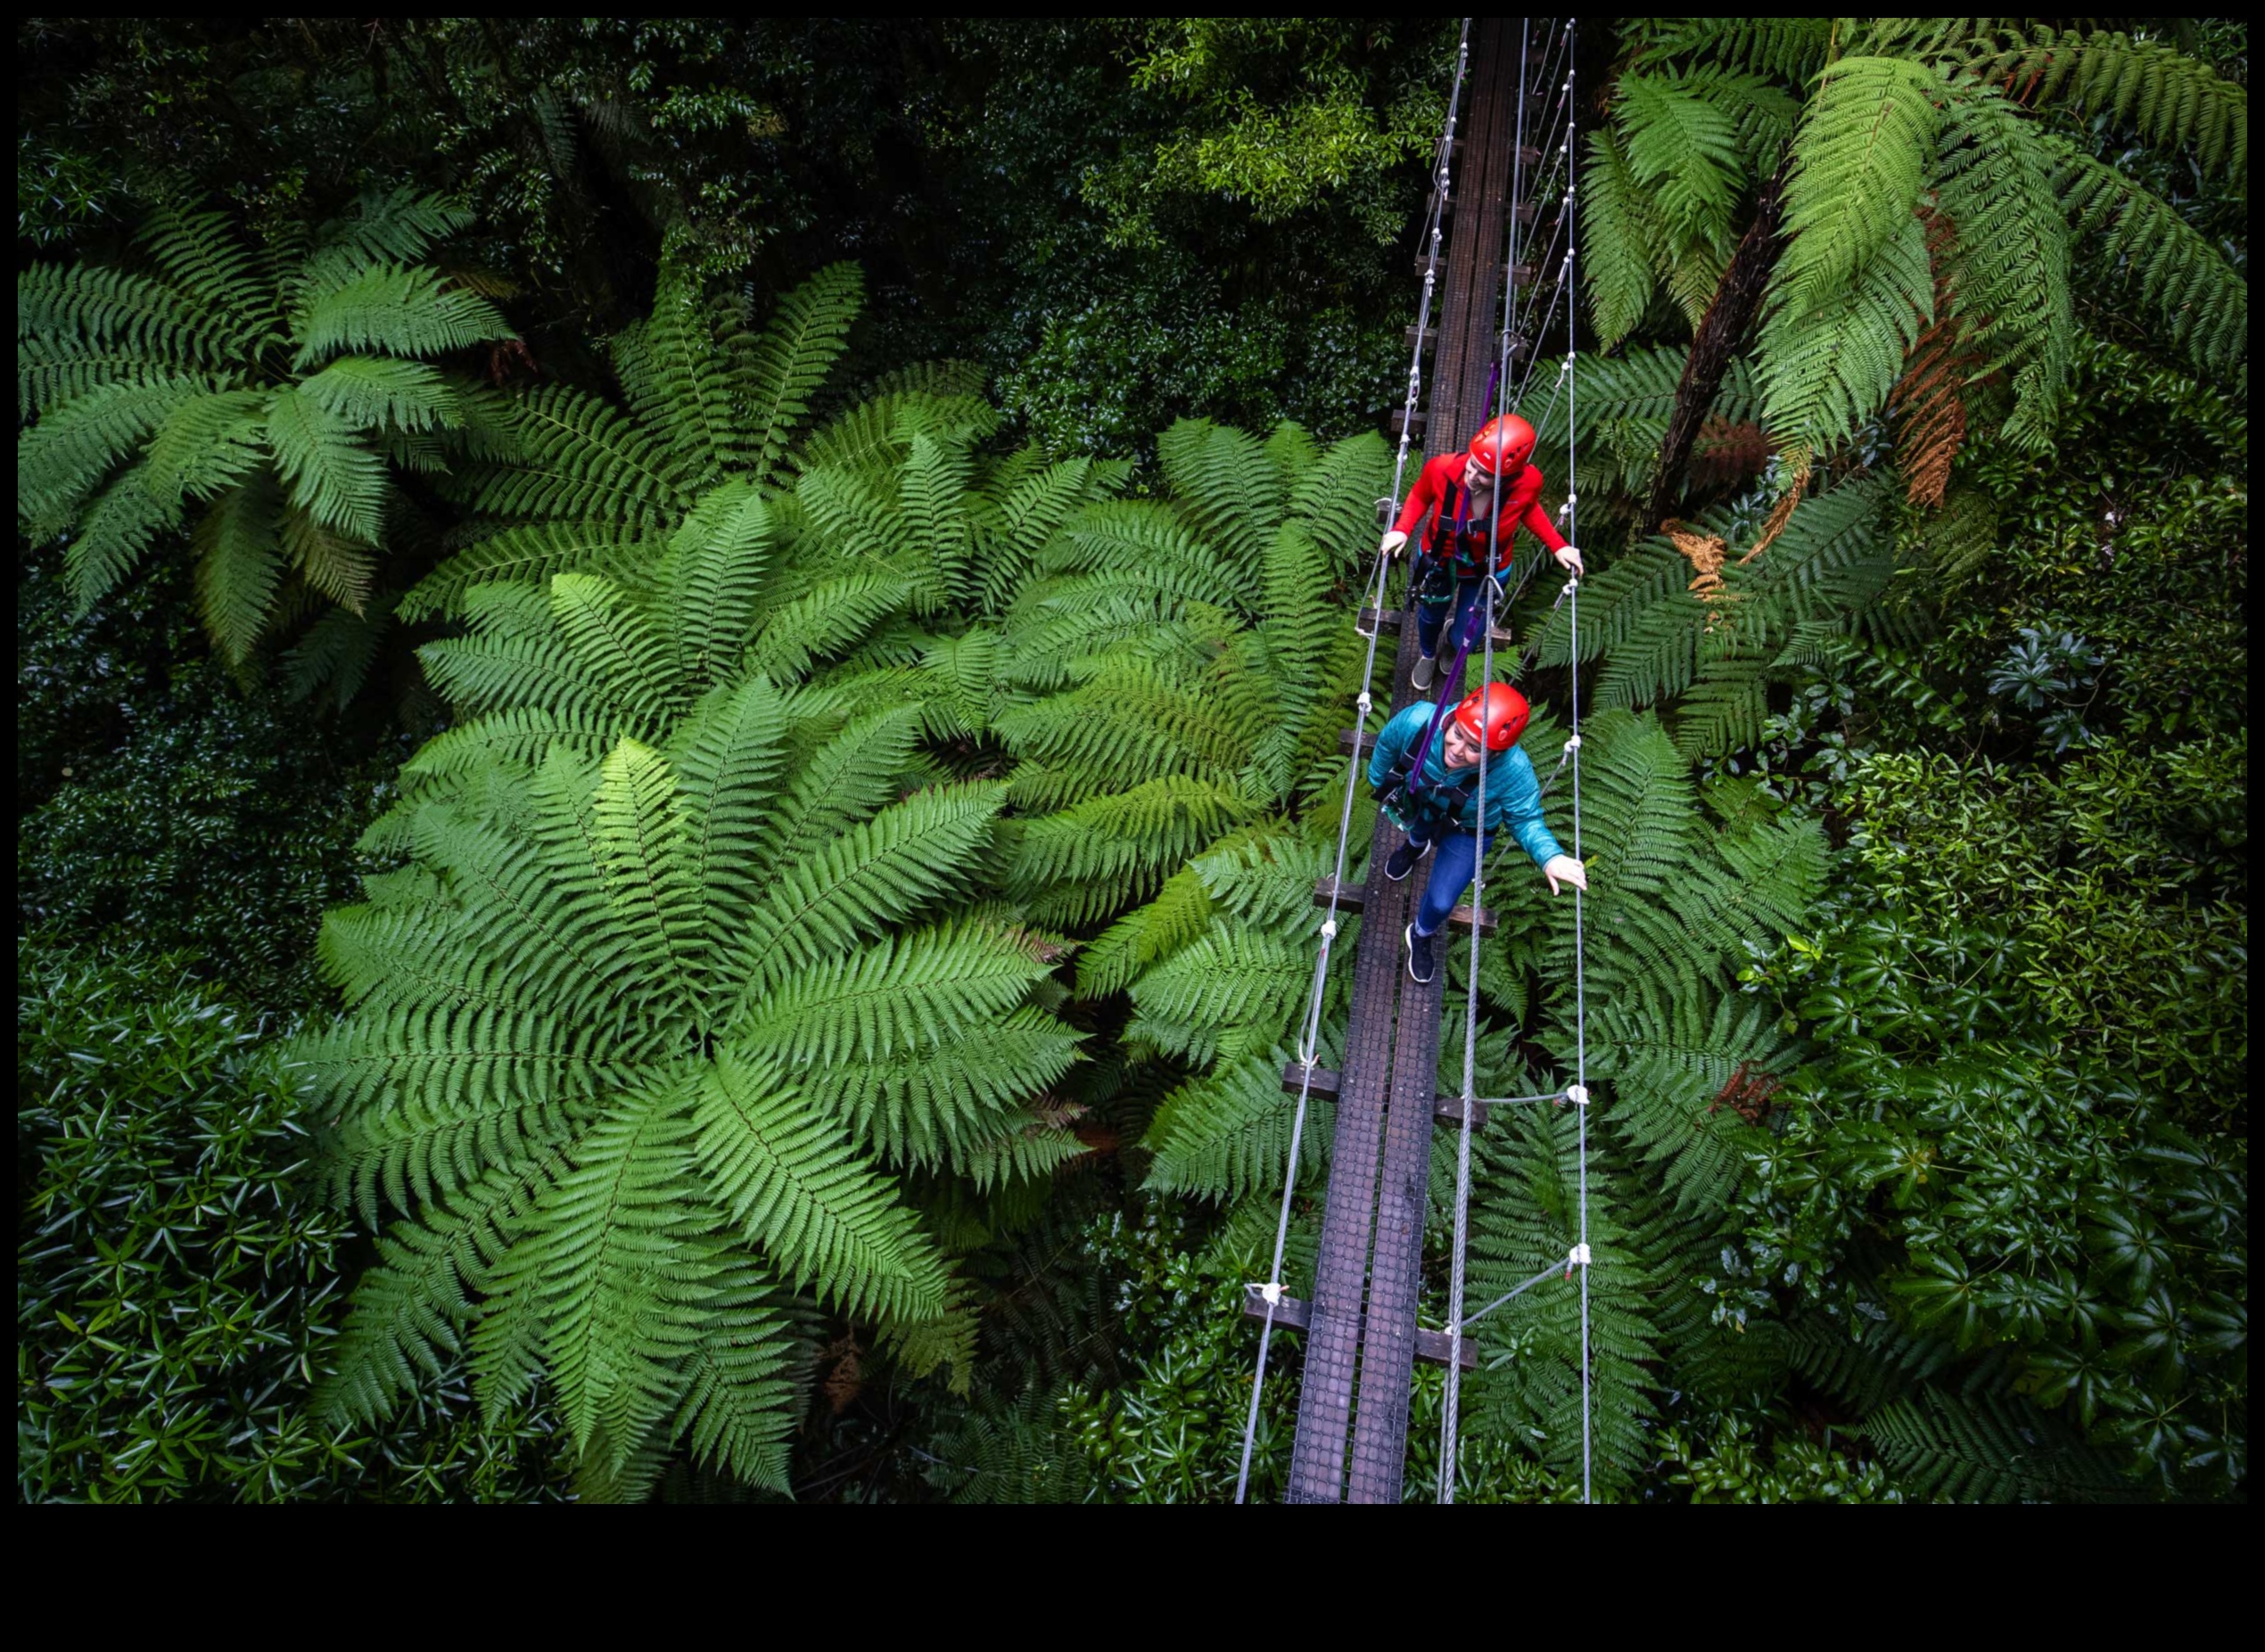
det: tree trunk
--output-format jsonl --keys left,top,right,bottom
{"left": 1641, "top": 158, "right": 1791, "bottom": 535}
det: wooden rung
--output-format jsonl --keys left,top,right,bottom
{"left": 1514, "top": 201, "right": 1538, "bottom": 226}
{"left": 1281, "top": 1064, "right": 1478, "bottom": 1131}
{"left": 1389, "top": 407, "right": 1427, "bottom": 437}
{"left": 1416, "top": 1327, "right": 1481, "bottom": 1370}
{"left": 1240, "top": 1286, "right": 1476, "bottom": 1369}
{"left": 1359, "top": 607, "right": 1404, "bottom": 633}
{"left": 1337, "top": 727, "right": 1380, "bottom": 756}
{"left": 1432, "top": 1094, "right": 1495, "bottom": 1130}
{"left": 1314, "top": 875, "right": 1495, "bottom": 936}
{"left": 1243, "top": 1285, "right": 1313, "bottom": 1334}
{"left": 1404, "top": 324, "right": 1437, "bottom": 353}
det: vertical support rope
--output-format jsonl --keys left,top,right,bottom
{"left": 1235, "top": 17, "right": 1473, "bottom": 1506}
{"left": 1438, "top": 12, "right": 1537, "bottom": 1508}
{"left": 1561, "top": 43, "right": 1593, "bottom": 1508}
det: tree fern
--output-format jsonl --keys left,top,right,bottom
{"left": 301, "top": 689, "right": 1079, "bottom": 1488}
{"left": 16, "top": 192, "right": 511, "bottom": 664}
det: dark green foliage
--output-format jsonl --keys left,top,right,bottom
{"left": 18, "top": 939, "right": 567, "bottom": 1502}
{"left": 16, "top": 547, "right": 417, "bottom": 1006}
{"left": 17, "top": 192, "right": 514, "bottom": 670}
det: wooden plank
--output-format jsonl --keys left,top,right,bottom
{"left": 1358, "top": 606, "right": 1404, "bottom": 634}
{"left": 1282, "top": 1064, "right": 1486, "bottom": 1130}
{"left": 1431, "top": 1094, "right": 1494, "bottom": 1130}
{"left": 1314, "top": 877, "right": 1495, "bottom": 937}
{"left": 1415, "top": 1327, "right": 1481, "bottom": 1371}
{"left": 1245, "top": 1287, "right": 1473, "bottom": 1369}
{"left": 1336, "top": 728, "right": 1380, "bottom": 756}
{"left": 1243, "top": 1286, "right": 1314, "bottom": 1334}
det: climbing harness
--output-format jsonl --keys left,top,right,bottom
{"left": 1235, "top": 19, "right": 1473, "bottom": 1506}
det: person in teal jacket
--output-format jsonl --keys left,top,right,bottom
{"left": 1367, "top": 682, "right": 1589, "bottom": 984}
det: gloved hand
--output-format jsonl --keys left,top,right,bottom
{"left": 1542, "top": 854, "right": 1588, "bottom": 895}
{"left": 1380, "top": 530, "right": 1409, "bottom": 558}
{"left": 1553, "top": 544, "right": 1586, "bottom": 578}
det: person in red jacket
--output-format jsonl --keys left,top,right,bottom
{"left": 1380, "top": 414, "right": 1585, "bottom": 688}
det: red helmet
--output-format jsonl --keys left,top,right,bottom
{"left": 1452, "top": 683, "right": 1531, "bottom": 752}
{"left": 1467, "top": 415, "right": 1536, "bottom": 475}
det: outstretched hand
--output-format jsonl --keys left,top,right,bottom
{"left": 1543, "top": 854, "right": 1588, "bottom": 895}
{"left": 1380, "top": 529, "right": 1409, "bottom": 558}
{"left": 1553, "top": 544, "right": 1586, "bottom": 578}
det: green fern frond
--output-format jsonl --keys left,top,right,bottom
{"left": 449, "top": 383, "right": 696, "bottom": 530}
{"left": 193, "top": 473, "right": 286, "bottom": 664}
{"left": 1864, "top": 1389, "right": 2136, "bottom": 1502}
{"left": 692, "top": 1052, "right": 949, "bottom": 1322}
{"left": 290, "top": 262, "right": 513, "bottom": 370}
{"left": 266, "top": 384, "right": 389, "bottom": 542}
{"left": 1143, "top": 1049, "right": 1330, "bottom": 1204}
{"left": 739, "top": 262, "right": 862, "bottom": 486}
{"left": 2042, "top": 133, "right": 2248, "bottom": 386}
{"left": 298, "top": 354, "right": 464, "bottom": 431}
{"left": 400, "top": 522, "right": 668, "bottom": 620}
{"left": 1958, "top": 27, "right": 2247, "bottom": 185}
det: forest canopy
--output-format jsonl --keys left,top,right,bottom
{"left": 18, "top": 16, "right": 2245, "bottom": 1504}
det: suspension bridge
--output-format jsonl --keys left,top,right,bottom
{"left": 1236, "top": 15, "right": 1594, "bottom": 1506}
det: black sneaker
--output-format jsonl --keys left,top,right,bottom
{"left": 1384, "top": 841, "right": 1421, "bottom": 882}
{"left": 1404, "top": 923, "right": 1437, "bottom": 985}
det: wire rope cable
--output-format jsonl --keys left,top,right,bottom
{"left": 1563, "top": 48, "right": 1594, "bottom": 1503}
{"left": 1233, "top": 18, "right": 1474, "bottom": 1506}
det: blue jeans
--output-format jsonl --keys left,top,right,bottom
{"left": 1416, "top": 575, "right": 1491, "bottom": 660}
{"left": 1405, "top": 822, "right": 1492, "bottom": 936}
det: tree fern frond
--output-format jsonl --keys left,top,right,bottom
{"left": 61, "top": 463, "right": 182, "bottom": 614}
{"left": 670, "top": 1256, "right": 798, "bottom": 1492}
{"left": 1864, "top": 1389, "right": 2136, "bottom": 1502}
{"left": 400, "top": 522, "right": 669, "bottom": 620}
{"left": 739, "top": 262, "right": 862, "bottom": 486}
{"left": 193, "top": 473, "right": 286, "bottom": 663}
{"left": 266, "top": 383, "right": 389, "bottom": 542}
{"left": 1959, "top": 27, "right": 2247, "bottom": 185}
{"left": 1933, "top": 85, "right": 2074, "bottom": 447}
{"left": 825, "top": 1007, "right": 1083, "bottom": 1171}
{"left": 1143, "top": 1049, "right": 1330, "bottom": 1204}
{"left": 1759, "top": 209, "right": 1934, "bottom": 450}
{"left": 612, "top": 261, "right": 744, "bottom": 485}
{"left": 2042, "top": 133, "right": 2248, "bottom": 386}
{"left": 449, "top": 383, "right": 696, "bottom": 529}
{"left": 743, "top": 571, "right": 915, "bottom": 682}
{"left": 692, "top": 1053, "right": 948, "bottom": 1322}
{"left": 734, "top": 920, "right": 1053, "bottom": 1070}
{"left": 16, "top": 260, "right": 237, "bottom": 372}
{"left": 667, "top": 481, "right": 774, "bottom": 686}
{"left": 18, "top": 374, "right": 213, "bottom": 536}
{"left": 310, "top": 1155, "right": 548, "bottom": 1427}
{"left": 282, "top": 504, "right": 378, "bottom": 613}
{"left": 298, "top": 354, "right": 464, "bottom": 432}
{"left": 1157, "top": 417, "right": 1280, "bottom": 570}
{"left": 1775, "top": 56, "right": 1941, "bottom": 313}
{"left": 728, "top": 781, "right": 1006, "bottom": 1003}
{"left": 290, "top": 262, "right": 513, "bottom": 370}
